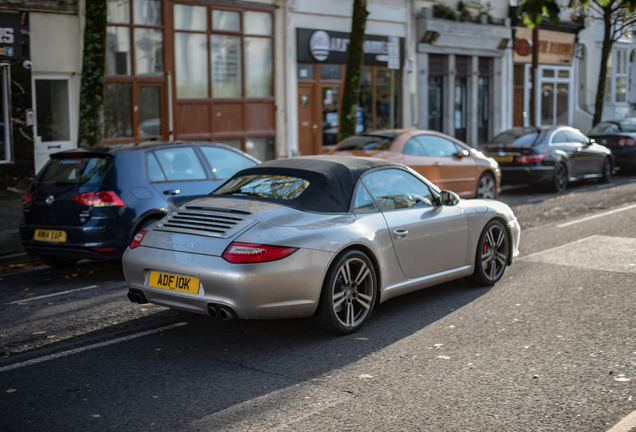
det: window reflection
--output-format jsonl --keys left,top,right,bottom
{"left": 244, "top": 11, "right": 272, "bottom": 35}
{"left": 104, "top": 83, "right": 133, "bottom": 138}
{"left": 174, "top": 4, "right": 206, "bottom": 31}
{"left": 133, "top": 0, "right": 162, "bottom": 25}
{"left": 213, "top": 10, "right": 240, "bottom": 31}
{"left": 106, "top": 27, "right": 131, "bottom": 75}
{"left": 175, "top": 33, "right": 208, "bottom": 98}
{"left": 212, "top": 35, "right": 242, "bottom": 97}
{"left": 245, "top": 37, "right": 272, "bottom": 97}
{"left": 134, "top": 28, "right": 163, "bottom": 75}
{"left": 107, "top": 0, "right": 130, "bottom": 23}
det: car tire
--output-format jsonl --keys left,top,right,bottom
{"left": 548, "top": 163, "right": 568, "bottom": 192}
{"left": 599, "top": 157, "right": 612, "bottom": 183}
{"left": 39, "top": 254, "right": 79, "bottom": 268}
{"left": 476, "top": 172, "right": 497, "bottom": 199}
{"left": 468, "top": 220, "right": 510, "bottom": 286}
{"left": 307, "top": 250, "right": 377, "bottom": 334}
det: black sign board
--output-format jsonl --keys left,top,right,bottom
{"left": 0, "top": 13, "right": 22, "bottom": 59}
{"left": 297, "top": 28, "right": 404, "bottom": 67}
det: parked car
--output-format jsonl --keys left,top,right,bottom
{"left": 20, "top": 142, "right": 259, "bottom": 268}
{"left": 122, "top": 156, "right": 520, "bottom": 334}
{"left": 587, "top": 119, "right": 636, "bottom": 173}
{"left": 478, "top": 126, "right": 614, "bottom": 192}
{"left": 332, "top": 130, "right": 501, "bottom": 199}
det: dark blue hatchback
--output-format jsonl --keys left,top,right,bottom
{"left": 20, "top": 142, "right": 259, "bottom": 267}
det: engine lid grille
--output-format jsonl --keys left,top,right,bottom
{"left": 153, "top": 208, "right": 255, "bottom": 238}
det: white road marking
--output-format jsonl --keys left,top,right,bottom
{"left": 0, "top": 322, "right": 188, "bottom": 373}
{"left": 557, "top": 203, "right": 636, "bottom": 228}
{"left": 606, "top": 410, "right": 636, "bottom": 432}
{"left": 520, "top": 235, "right": 636, "bottom": 274}
{"left": 520, "top": 236, "right": 599, "bottom": 260}
{"left": 6, "top": 285, "right": 99, "bottom": 304}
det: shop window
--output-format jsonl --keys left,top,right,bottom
{"left": 211, "top": 35, "right": 242, "bottom": 98}
{"left": 246, "top": 137, "right": 274, "bottom": 161}
{"left": 428, "top": 54, "right": 446, "bottom": 132}
{"left": 320, "top": 64, "right": 340, "bottom": 80}
{"left": 0, "top": 65, "right": 10, "bottom": 163}
{"left": 297, "top": 64, "right": 314, "bottom": 80}
{"left": 245, "top": 37, "right": 273, "bottom": 97}
{"left": 104, "top": 83, "right": 133, "bottom": 139}
{"left": 105, "top": 0, "right": 165, "bottom": 142}
{"left": 540, "top": 67, "right": 570, "bottom": 126}
{"left": 174, "top": 33, "right": 208, "bottom": 98}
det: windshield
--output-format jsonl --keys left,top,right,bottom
{"left": 336, "top": 134, "right": 397, "bottom": 151}
{"left": 214, "top": 175, "right": 310, "bottom": 200}
{"left": 487, "top": 129, "right": 546, "bottom": 147}
{"left": 36, "top": 157, "right": 112, "bottom": 187}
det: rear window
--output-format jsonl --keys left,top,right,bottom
{"left": 213, "top": 175, "right": 309, "bottom": 200}
{"left": 336, "top": 134, "right": 396, "bottom": 151}
{"left": 619, "top": 121, "right": 636, "bottom": 133}
{"left": 590, "top": 122, "right": 620, "bottom": 134}
{"left": 488, "top": 129, "right": 545, "bottom": 147}
{"left": 36, "top": 157, "right": 112, "bottom": 186}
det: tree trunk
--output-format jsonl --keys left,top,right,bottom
{"left": 78, "top": 0, "right": 107, "bottom": 147}
{"left": 339, "top": 0, "right": 369, "bottom": 142}
{"left": 593, "top": 5, "right": 614, "bottom": 126}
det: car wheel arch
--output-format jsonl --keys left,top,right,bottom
{"left": 130, "top": 212, "right": 167, "bottom": 240}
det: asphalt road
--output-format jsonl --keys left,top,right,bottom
{"left": 1, "top": 176, "right": 635, "bottom": 432}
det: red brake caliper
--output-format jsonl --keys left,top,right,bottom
{"left": 482, "top": 241, "right": 489, "bottom": 255}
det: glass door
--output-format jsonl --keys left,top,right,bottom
{"left": 32, "top": 74, "right": 75, "bottom": 174}
{"left": 538, "top": 67, "right": 571, "bottom": 126}
{"left": 321, "top": 85, "right": 340, "bottom": 146}
{"left": 138, "top": 84, "right": 163, "bottom": 139}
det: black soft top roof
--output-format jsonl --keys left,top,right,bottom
{"left": 214, "top": 155, "right": 404, "bottom": 213}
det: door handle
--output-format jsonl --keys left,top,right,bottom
{"left": 47, "top": 145, "right": 61, "bottom": 150}
{"left": 312, "top": 124, "right": 318, "bottom": 130}
{"left": 163, "top": 189, "right": 180, "bottom": 195}
{"left": 393, "top": 228, "right": 408, "bottom": 239}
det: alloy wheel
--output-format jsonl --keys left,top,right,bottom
{"left": 477, "top": 174, "right": 496, "bottom": 199}
{"left": 331, "top": 257, "right": 374, "bottom": 328}
{"left": 480, "top": 224, "right": 509, "bottom": 282}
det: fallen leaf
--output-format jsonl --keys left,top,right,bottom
{"left": 71, "top": 274, "right": 78, "bottom": 277}
{"left": 23, "top": 288, "right": 29, "bottom": 291}
{"left": 46, "top": 302, "right": 55, "bottom": 305}
{"left": 437, "top": 356, "right": 451, "bottom": 359}
{"left": 32, "top": 331, "right": 47, "bottom": 335}
{"left": 355, "top": 338, "right": 368, "bottom": 340}
{"left": 356, "top": 374, "right": 373, "bottom": 379}
{"left": 6, "top": 389, "right": 16, "bottom": 393}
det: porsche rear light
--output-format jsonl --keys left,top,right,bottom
{"left": 74, "top": 191, "right": 125, "bottom": 207}
{"left": 618, "top": 138, "right": 636, "bottom": 147}
{"left": 22, "top": 192, "right": 33, "bottom": 204}
{"left": 130, "top": 230, "right": 147, "bottom": 249}
{"left": 222, "top": 242, "right": 298, "bottom": 263}
{"left": 517, "top": 153, "right": 546, "bottom": 163}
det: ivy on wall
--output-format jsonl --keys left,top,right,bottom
{"left": 77, "top": 0, "right": 107, "bottom": 148}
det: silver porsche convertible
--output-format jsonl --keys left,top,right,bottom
{"left": 122, "top": 156, "right": 520, "bottom": 334}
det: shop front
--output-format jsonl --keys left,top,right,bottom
{"left": 296, "top": 28, "right": 404, "bottom": 154}
{"left": 513, "top": 27, "right": 577, "bottom": 128}
{"left": 416, "top": 12, "right": 512, "bottom": 147}
{"left": 104, "top": 0, "right": 278, "bottom": 161}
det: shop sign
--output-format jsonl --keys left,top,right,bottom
{"left": 514, "top": 38, "right": 531, "bottom": 57}
{"left": 513, "top": 27, "right": 575, "bottom": 66}
{"left": 0, "top": 13, "right": 22, "bottom": 59}
{"left": 298, "top": 28, "right": 404, "bottom": 67}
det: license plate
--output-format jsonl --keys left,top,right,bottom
{"left": 492, "top": 155, "right": 514, "bottom": 163}
{"left": 149, "top": 271, "right": 200, "bottom": 294}
{"left": 34, "top": 229, "right": 67, "bottom": 242}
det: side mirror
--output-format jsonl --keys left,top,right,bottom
{"left": 586, "top": 139, "right": 595, "bottom": 147}
{"left": 440, "top": 190, "right": 460, "bottom": 206}
{"left": 456, "top": 149, "right": 470, "bottom": 158}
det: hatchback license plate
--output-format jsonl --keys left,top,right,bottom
{"left": 34, "top": 229, "right": 67, "bottom": 242}
{"left": 492, "top": 155, "right": 514, "bottom": 163}
{"left": 149, "top": 271, "right": 200, "bottom": 294}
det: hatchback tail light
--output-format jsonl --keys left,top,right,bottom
{"left": 22, "top": 192, "right": 33, "bottom": 204}
{"left": 618, "top": 138, "right": 636, "bottom": 147}
{"left": 74, "top": 191, "right": 125, "bottom": 207}
{"left": 517, "top": 153, "right": 546, "bottom": 163}
{"left": 130, "top": 230, "right": 147, "bottom": 249}
{"left": 222, "top": 242, "right": 298, "bottom": 263}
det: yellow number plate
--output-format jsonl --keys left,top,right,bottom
{"left": 492, "top": 155, "right": 514, "bottom": 163}
{"left": 34, "top": 229, "right": 67, "bottom": 242}
{"left": 149, "top": 271, "right": 200, "bottom": 294}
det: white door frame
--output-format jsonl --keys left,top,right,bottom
{"left": 31, "top": 72, "right": 76, "bottom": 174}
